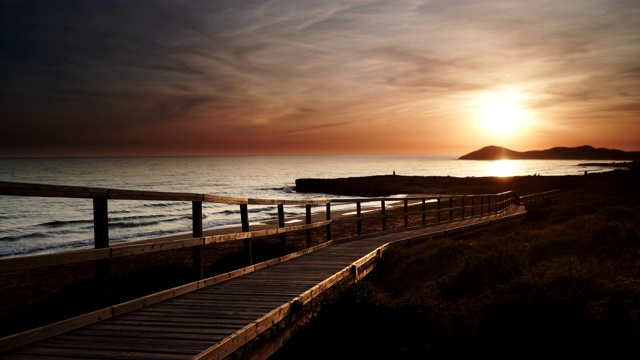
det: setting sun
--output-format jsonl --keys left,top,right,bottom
{"left": 478, "top": 92, "right": 526, "bottom": 135}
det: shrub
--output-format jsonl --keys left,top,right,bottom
{"left": 437, "top": 249, "right": 521, "bottom": 301}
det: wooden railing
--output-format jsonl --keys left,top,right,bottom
{"left": 519, "top": 189, "right": 561, "bottom": 205}
{"left": 0, "top": 181, "right": 561, "bottom": 353}
{"left": 0, "top": 182, "right": 559, "bottom": 306}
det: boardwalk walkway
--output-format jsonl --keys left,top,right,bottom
{"left": 1, "top": 206, "right": 526, "bottom": 360}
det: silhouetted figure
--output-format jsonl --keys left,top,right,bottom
{"left": 393, "top": 170, "right": 396, "bottom": 175}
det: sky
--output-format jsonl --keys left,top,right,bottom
{"left": 1, "top": 0, "right": 639, "bottom": 157}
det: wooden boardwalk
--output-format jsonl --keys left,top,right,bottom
{"left": 0, "top": 206, "right": 526, "bottom": 360}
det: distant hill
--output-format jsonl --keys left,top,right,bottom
{"left": 459, "top": 145, "right": 640, "bottom": 160}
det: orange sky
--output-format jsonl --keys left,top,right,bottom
{"left": 1, "top": 0, "right": 639, "bottom": 157}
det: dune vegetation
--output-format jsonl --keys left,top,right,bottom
{"left": 272, "top": 169, "right": 640, "bottom": 359}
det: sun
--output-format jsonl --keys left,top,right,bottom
{"left": 478, "top": 92, "right": 525, "bottom": 135}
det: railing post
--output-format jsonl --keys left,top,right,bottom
{"left": 326, "top": 202, "right": 331, "bottom": 242}
{"left": 356, "top": 202, "right": 362, "bottom": 235}
{"left": 278, "top": 204, "right": 286, "bottom": 254}
{"left": 93, "top": 198, "right": 111, "bottom": 307}
{"left": 437, "top": 198, "right": 441, "bottom": 223}
{"left": 192, "top": 201, "right": 203, "bottom": 280}
{"left": 381, "top": 200, "right": 387, "bottom": 231}
{"left": 306, "top": 204, "right": 312, "bottom": 248}
{"left": 471, "top": 196, "right": 475, "bottom": 217}
{"left": 421, "top": 199, "right": 426, "bottom": 225}
{"left": 480, "top": 196, "right": 484, "bottom": 216}
{"left": 449, "top": 197, "right": 453, "bottom": 220}
{"left": 461, "top": 196, "right": 465, "bottom": 219}
{"left": 487, "top": 195, "right": 493, "bottom": 215}
{"left": 240, "top": 204, "right": 252, "bottom": 265}
{"left": 404, "top": 199, "right": 409, "bottom": 228}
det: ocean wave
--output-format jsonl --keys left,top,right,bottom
{"left": 110, "top": 213, "right": 174, "bottom": 222}
{"left": 0, "top": 227, "right": 88, "bottom": 242}
{"left": 266, "top": 210, "right": 300, "bottom": 217}
{"left": 143, "top": 202, "right": 184, "bottom": 208}
{"left": 108, "top": 228, "right": 183, "bottom": 243}
{"left": 109, "top": 219, "right": 168, "bottom": 229}
{"left": 0, "top": 232, "right": 48, "bottom": 242}
{"left": 39, "top": 219, "right": 93, "bottom": 227}
{"left": 216, "top": 206, "right": 275, "bottom": 215}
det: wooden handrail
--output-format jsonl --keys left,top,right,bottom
{"left": 0, "top": 181, "right": 560, "bottom": 353}
{"left": 0, "top": 181, "right": 559, "bottom": 296}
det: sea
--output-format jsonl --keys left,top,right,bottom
{"left": 0, "top": 155, "right": 621, "bottom": 258}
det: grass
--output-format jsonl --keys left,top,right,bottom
{"left": 271, "top": 171, "right": 640, "bottom": 359}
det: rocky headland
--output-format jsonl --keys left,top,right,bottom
{"left": 458, "top": 145, "right": 640, "bottom": 161}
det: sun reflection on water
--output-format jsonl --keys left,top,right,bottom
{"left": 490, "top": 160, "right": 516, "bottom": 177}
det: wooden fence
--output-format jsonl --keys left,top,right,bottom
{"left": 0, "top": 181, "right": 560, "bottom": 308}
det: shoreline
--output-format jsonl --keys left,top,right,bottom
{"left": 294, "top": 169, "right": 636, "bottom": 197}
{"left": 5, "top": 170, "right": 637, "bottom": 257}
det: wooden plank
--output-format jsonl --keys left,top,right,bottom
{"left": 0, "top": 248, "right": 110, "bottom": 273}
{"left": 108, "top": 239, "right": 335, "bottom": 317}
{"left": 107, "top": 189, "right": 204, "bottom": 201}
{"left": 247, "top": 198, "right": 329, "bottom": 206}
{"left": 193, "top": 303, "right": 293, "bottom": 360}
{"left": 7, "top": 345, "right": 191, "bottom": 359}
{"left": 203, "top": 195, "right": 329, "bottom": 206}
{"left": 111, "top": 311, "right": 285, "bottom": 324}
{"left": 293, "top": 266, "right": 353, "bottom": 306}
{"left": 176, "top": 292, "right": 293, "bottom": 301}
{"left": 135, "top": 305, "right": 288, "bottom": 317}
{"left": 110, "top": 238, "right": 204, "bottom": 257}
{"left": 0, "top": 181, "right": 334, "bottom": 204}
{"left": 0, "top": 308, "right": 113, "bottom": 353}
{"left": 202, "top": 220, "right": 331, "bottom": 244}
{"left": 82, "top": 323, "right": 235, "bottom": 336}
{"left": 114, "top": 309, "right": 261, "bottom": 324}
{"left": 71, "top": 327, "right": 239, "bottom": 339}
{"left": 331, "top": 197, "right": 403, "bottom": 203}
{"left": 26, "top": 334, "right": 207, "bottom": 356}
{"left": 203, "top": 194, "right": 248, "bottom": 204}
{"left": 0, "top": 181, "right": 108, "bottom": 199}
{"left": 111, "top": 282, "right": 200, "bottom": 317}
{"left": 137, "top": 299, "right": 280, "bottom": 311}
{"left": 85, "top": 318, "right": 250, "bottom": 333}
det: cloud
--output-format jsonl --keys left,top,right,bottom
{"left": 1, "top": 0, "right": 639, "bottom": 156}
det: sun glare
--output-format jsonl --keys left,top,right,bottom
{"left": 478, "top": 92, "right": 525, "bottom": 135}
{"left": 490, "top": 160, "right": 516, "bottom": 177}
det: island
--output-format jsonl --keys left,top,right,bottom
{"left": 458, "top": 145, "right": 640, "bottom": 161}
